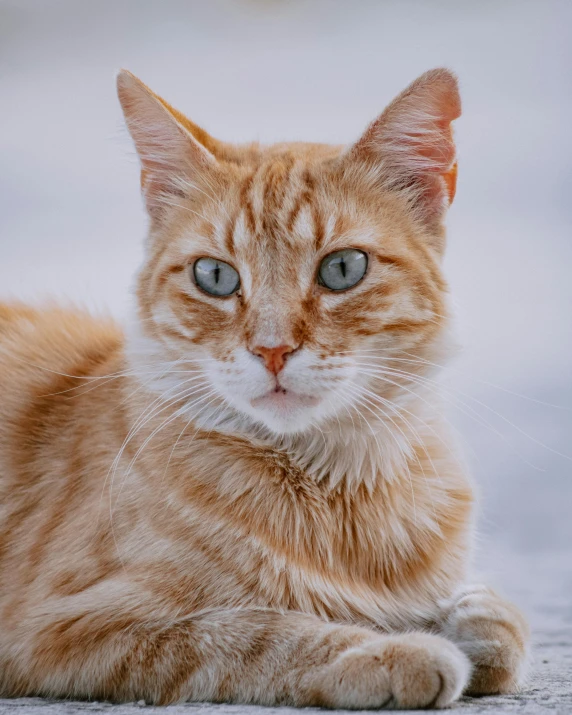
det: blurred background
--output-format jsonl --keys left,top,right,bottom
{"left": 1, "top": 0, "right": 571, "bottom": 580}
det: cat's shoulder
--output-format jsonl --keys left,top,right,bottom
{"left": 0, "top": 301, "right": 122, "bottom": 348}
{"left": 0, "top": 302, "right": 124, "bottom": 392}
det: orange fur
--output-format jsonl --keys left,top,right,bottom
{"left": 0, "top": 69, "right": 528, "bottom": 708}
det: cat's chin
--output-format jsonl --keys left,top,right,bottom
{"left": 249, "top": 388, "right": 321, "bottom": 434}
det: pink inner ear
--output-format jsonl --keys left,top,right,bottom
{"left": 351, "top": 69, "right": 461, "bottom": 223}
{"left": 414, "top": 119, "right": 459, "bottom": 218}
{"left": 412, "top": 119, "right": 457, "bottom": 172}
{"left": 412, "top": 121, "right": 459, "bottom": 214}
{"left": 117, "top": 70, "right": 219, "bottom": 220}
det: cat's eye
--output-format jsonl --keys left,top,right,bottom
{"left": 318, "top": 249, "right": 368, "bottom": 291}
{"left": 193, "top": 257, "right": 240, "bottom": 296}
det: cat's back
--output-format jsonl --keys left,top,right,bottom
{"left": 0, "top": 302, "right": 122, "bottom": 404}
{"left": 0, "top": 305, "right": 127, "bottom": 621}
{"left": 0, "top": 302, "right": 124, "bottom": 463}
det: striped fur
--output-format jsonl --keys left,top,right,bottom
{"left": 0, "top": 70, "right": 528, "bottom": 708}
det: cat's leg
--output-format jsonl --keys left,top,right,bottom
{"left": 5, "top": 605, "right": 471, "bottom": 708}
{"left": 439, "top": 584, "right": 529, "bottom": 695}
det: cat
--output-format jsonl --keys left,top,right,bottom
{"left": 0, "top": 68, "right": 528, "bottom": 708}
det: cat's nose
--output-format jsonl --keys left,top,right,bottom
{"left": 250, "top": 344, "right": 297, "bottom": 375}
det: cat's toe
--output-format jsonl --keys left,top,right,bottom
{"left": 378, "top": 633, "right": 471, "bottom": 709}
{"left": 302, "top": 633, "right": 470, "bottom": 709}
{"left": 441, "top": 586, "right": 529, "bottom": 695}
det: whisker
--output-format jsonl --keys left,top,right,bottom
{"left": 97, "top": 376, "right": 210, "bottom": 531}
{"left": 351, "top": 363, "right": 547, "bottom": 471}
{"left": 107, "top": 385, "right": 217, "bottom": 546}
{"left": 355, "top": 384, "right": 444, "bottom": 524}
{"left": 349, "top": 390, "right": 418, "bottom": 523}
{"left": 11, "top": 354, "right": 184, "bottom": 388}
{"left": 115, "top": 386, "right": 218, "bottom": 507}
{"left": 353, "top": 347, "right": 571, "bottom": 411}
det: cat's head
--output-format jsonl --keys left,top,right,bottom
{"left": 118, "top": 69, "right": 460, "bottom": 436}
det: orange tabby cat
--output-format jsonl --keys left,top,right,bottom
{"left": 0, "top": 69, "right": 528, "bottom": 708}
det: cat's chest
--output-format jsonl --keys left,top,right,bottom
{"left": 239, "top": 493, "right": 455, "bottom": 628}
{"left": 143, "top": 442, "right": 469, "bottom": 629}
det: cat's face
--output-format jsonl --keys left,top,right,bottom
{"left": 119, "top": 69, "right": 460, "bottom": 436}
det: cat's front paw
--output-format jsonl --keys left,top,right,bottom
{"left": 441, "top": 585, "right": 529, "bottom": 695}
{"left": 300, "top": 632, "right": 470, "bottom": 709}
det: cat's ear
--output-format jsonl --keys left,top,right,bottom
{"left": 346, "top": 68, "right": 461, "bottom": 231}
{"left": 117, "top": 70, "right": 219, "bottom": 219}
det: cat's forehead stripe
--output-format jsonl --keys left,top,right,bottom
{"left": 229, "top": 158, "right": 327, "bottom": 254}
{"left": 224, "top": 214, "right": 236, "bottom": 256}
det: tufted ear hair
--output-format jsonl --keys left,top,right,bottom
{"left": 117, "top": 70, "right": 219, "bottom": 220}
{"left": 346, "top": 68, "right": 461, "bottom": 232}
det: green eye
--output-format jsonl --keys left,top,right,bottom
{"left": 318, "top": 249, "right": 368, "bottom": 291}
{"left": 193, "top": 257, "right": 240, "bottom": 296}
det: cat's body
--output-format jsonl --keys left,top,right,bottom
{"left": 0, "top": 70, "right": 528, "bottom": 708}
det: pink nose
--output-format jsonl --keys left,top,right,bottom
{"left": 251, "top": 344, "right": 297, "bottom": 375}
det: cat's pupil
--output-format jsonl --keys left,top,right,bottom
{"left": 318, "top": 249, "right": 367, "bottom": 291}
{"left": 193, "top": 257, "right": 240, "bottom": 296}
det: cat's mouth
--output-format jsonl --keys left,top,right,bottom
{"left": 251, "top": 386, "right": 320, "bottom": 411}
